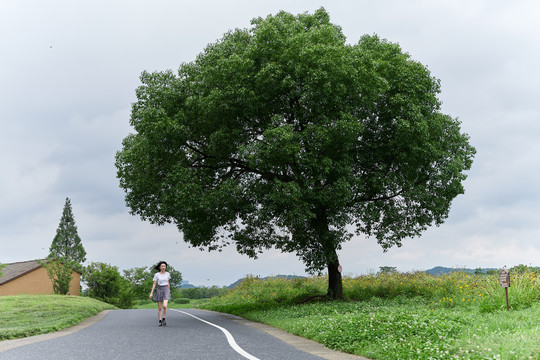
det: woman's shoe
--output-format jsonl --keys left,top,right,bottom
{"left": 162, "top": 318, "right": 167, "bottom": 326}
{"left": 158, "top": 320, "right": 162, "bottom": 326}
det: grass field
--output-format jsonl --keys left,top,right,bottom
{"left": 1, "top": 270, "right": 538, "bottom": 359}
{"left": 0, "top": 295, "right": 115, "bottom": 340}
{"left": 198, "top": 271, "right": 540, "bottom": 360}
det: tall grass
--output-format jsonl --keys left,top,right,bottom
{"left": 478, "top": 270, "right": 540, "bottom": 312}
{"left": 202, "top": 275, "right": 326, "bottom": 313}
{"left": 343, "top": 271, "right": 488, "bottom": 304}
{"left": 205, "top": 270, "right": 539, "bottom": 313}
{"left": 344, "top": 269, "right": 539, "bottom": 311}
{"left": 199, "top": 271, "right": 540, "bottom": 359}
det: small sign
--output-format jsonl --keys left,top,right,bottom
{"left": 337, "top": 265, "right": 342, "bottom": 273}
{"left": 499, "top": 266, "right": 511, "bottom": 311}
{"left": 499, "top": 267, "right": 510, "bottom": 288}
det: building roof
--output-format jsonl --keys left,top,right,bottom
{"left": 0, "top": 260, "right": 46, "bottom": 285}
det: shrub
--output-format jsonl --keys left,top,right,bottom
{"left": 134, "top": 299, "right": 153, "bottom": 306}
{"left": 177, "top": 285, "right": 230, "bottom": 299}
{"left": 172, "top": 298, "right": 190, "bottom": 304}
{"left": 83, "top": 262, "right": 134, "bottom": 309}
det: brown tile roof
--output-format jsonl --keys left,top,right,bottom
{"left": 0, "top": 260, "right": 46, "bottom": 285}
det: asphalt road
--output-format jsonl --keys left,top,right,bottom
{"left": 0, "top": 309, "right": 368, "bottom": 360}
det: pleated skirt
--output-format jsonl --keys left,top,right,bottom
{"left": 153, "top": 285, "right": 171, "bottom": 302}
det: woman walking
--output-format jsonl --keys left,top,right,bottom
{"left": 149, "top": 261, "right": 171, "bottom": 326}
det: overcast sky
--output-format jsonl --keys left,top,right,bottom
{"left": 1, "top": 0, "right": 539, "bottom": 287}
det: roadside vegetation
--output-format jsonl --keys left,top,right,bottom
{"left": 2, "top": 267, "right": 537, "bottom": 359}
{"left": 0, "top": 295, "right": 115, "bottom": 340}
{"left": 132, "top": 298, "right": 205, "bottom": 309}
{"left": 82, "top": 261, "right": 229, "bottom": 309}
{"left": 132, "top": 286, "right": 230, "bottom": 309}
{"left": 198, "top": 267, "right": 540, "bottom": 360}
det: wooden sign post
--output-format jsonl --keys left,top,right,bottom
{"left": 498, "top": 267, "right": 510, "bottom": 311}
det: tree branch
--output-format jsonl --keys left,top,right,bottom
{"left": 184, "top": 143, "right": 293, "bottom": 184}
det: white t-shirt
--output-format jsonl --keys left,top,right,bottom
{"left": 153, "top": 272, "right": 171, "bottom": 286}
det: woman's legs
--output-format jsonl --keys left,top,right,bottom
{"left": 162, "top": 299, "right": 168, "bottom": 319}
{"left": 157, "top": 301, "right": 163, "bottom": 321}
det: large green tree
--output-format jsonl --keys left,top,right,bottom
{"left": 115, "top": 8, "right": 475, "bottom": 298}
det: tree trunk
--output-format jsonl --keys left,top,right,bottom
{"left": 313, "top": 206, "right": 344, "bottom": 300}
{"left": 327, "top": 250, "right": 343, "bottom": 299}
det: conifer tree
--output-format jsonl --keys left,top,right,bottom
{"left": 43, "top": 197, "right": 87, "bottom": 294}
{"left": 48, "top": 197, "right": 87, "bottom": 268}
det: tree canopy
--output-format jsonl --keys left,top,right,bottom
{"left": 83, "top": 262, "right": 133, "bottom": 308}
{"left": 115, "top": 8, "right": 475, "bottom": 298}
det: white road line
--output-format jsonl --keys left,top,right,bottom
{"left": 171, "top": 309, "right": 261, "bottom": 360}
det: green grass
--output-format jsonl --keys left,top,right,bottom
{"left": 1, "top": 273, "right": 538, "bottom": 359}
{"left": 132, "top": 298, "right": 205, "bottom": 309}
{"left": 0, "top": 295, "right": 116, "bottom": 340}
{"left": 198, "top": 272, "right": 540, "bottom": 360}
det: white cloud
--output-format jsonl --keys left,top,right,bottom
{"left": 1, "top": 0, "right": 539, "bottom": 286}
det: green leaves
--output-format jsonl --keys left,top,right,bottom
{"left": 83, "top": 262, "right": 134, "bottom": 309}
{"left": 116, "top": 8, "right": 475, "bottom": 295}
{"left": 46, "top": 197, "right": 86, "bottom": 294}
{"left": 48, "top": 198, "right": 86, "bottom": 267}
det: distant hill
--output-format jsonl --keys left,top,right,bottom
{"left": 424, "top": 266, "right": 487, "bottom": 275}
{"left": 424, "top": 266, "right": 538, "bottom": 275}
{"left": 178, "top": 280, "right": 197, "bottom": 289}
{"left": 227, "top": 274, "right": 306, "bottom": 289}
